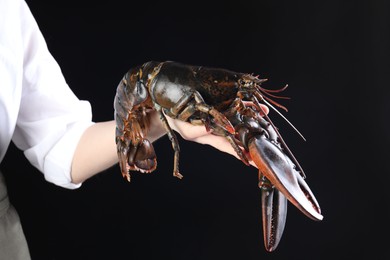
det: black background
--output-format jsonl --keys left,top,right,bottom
{"left": 1, "top": 0, "right": 390, "bottom": 259}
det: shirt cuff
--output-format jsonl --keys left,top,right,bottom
{"left": 42, "top": 121, "right": 95, "bottom": 189}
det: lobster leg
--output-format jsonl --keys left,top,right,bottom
{"left": 157, "top": 109, "right": 183, "bottom": 179}
{"left": 164, "top": 91, "right": 235, "bottom": 135}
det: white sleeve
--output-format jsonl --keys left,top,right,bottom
{"left": 11, "top": 0, "right": 94, "bottom": 189}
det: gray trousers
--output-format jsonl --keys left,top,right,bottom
{"left": 0, "top": 171, "right": 31, "bottom": 260}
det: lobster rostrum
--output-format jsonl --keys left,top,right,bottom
{"left": 114, "top": 61, "right": 323, "bottom": 252}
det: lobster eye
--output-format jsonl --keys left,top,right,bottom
{"left": 238, "top": 78, "right": 253, "bottom": 88}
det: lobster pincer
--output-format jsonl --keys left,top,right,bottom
{"left": 222, "top": 101, "right": 322, "bottom": 251}
{"left": 249, "top": 135, "right": 322, "bottom": 221}
{"left": 114, "top": 61, "right": 323, "bottom": 252}
{"left": 249, "top": 119, "right": 323, "bottom": 251}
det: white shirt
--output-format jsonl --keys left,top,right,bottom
{"left": 0, "top": 0, "right": 94, "bottom": 189}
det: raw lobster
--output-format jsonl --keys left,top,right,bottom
{"left": 114, "top": 61, "right": 323, "bottom": 251}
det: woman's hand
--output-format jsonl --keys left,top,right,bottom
{"left": 164, "top": 104, "right": 269, "bottom": 167}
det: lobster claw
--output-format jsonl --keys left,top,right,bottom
{"left": 260, "top": 184, "right": 287, "bottom": 252}
{"left": 249, "top": 135, "right": 323, "bottom": 221}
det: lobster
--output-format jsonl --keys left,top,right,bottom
{"left": 114, "top": 61, "right": 323, "bottom": 252}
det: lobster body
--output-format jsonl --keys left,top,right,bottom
{"left": 150, "top": 61, "right": 239, "bottom": 109}
{"left": 114, "top": 61, "right": 323, "bottom": 252}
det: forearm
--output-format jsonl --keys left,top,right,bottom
{"left": 70, "top": 114, "right": 167, "bottom": 184}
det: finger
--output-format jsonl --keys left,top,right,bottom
{"left": 260, "top": 104, "right": 269, "bottom": 115}
{"left": 194, "top": 134, "right": 258, "bottom": 168}
{"left": 166, "top": 117, "right": 210, "bottom": 140}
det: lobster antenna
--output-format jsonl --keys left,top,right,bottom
{"left": 261, "top": 98, "right": 306, "bottom": 142}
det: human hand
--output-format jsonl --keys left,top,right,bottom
{"left": 165, "top": 104, "right": 269, "bottom": 168}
